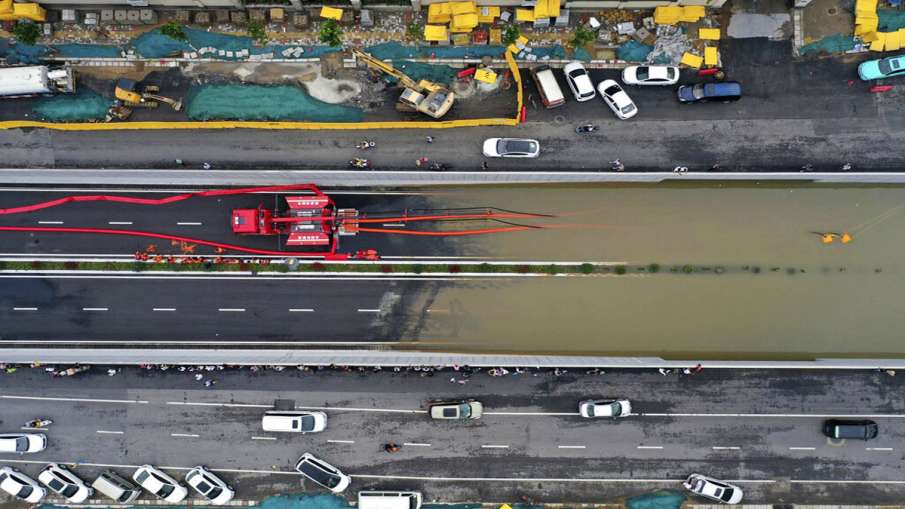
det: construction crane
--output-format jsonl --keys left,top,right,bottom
{"left": 351, "top": 49, "right": 455, "bottom": 119}
{"left": 114, "top": 78, "right": 183, "bottom": 111}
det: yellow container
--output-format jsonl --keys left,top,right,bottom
{"left": 698, "top": 28, "right": 721, "bottom": 40}
{"left": 424, "top": 24, "right": 449, "bottom": 41}
{"left": 427, "top": 2, "right": 452, "bottom": 23}
{"left": 680, "top": 52, "right": 703, "bottom": 68}
{"left": 319, "top": 6, "right": 343, "bottom": 20}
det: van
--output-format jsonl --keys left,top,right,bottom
{"left": 262, "top": 410, "right": 327, "bottom": 433}
{"left": 530, "top": 65, "right": 565, "bottom": 108}
{"left": 358, "top": 491, "right": 423, "bottom": 509}
{"left": 823, "top": 419, "right": 878, "bottom": 440}
{"left": 677, "top": 81, "right": 742, "bottom": 103}
{"left": 92, "top": 470, "right": 142, "bottom": 503}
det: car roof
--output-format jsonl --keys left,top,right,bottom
{"left": 708, "top": 81, "right": 742, "bottom": 94}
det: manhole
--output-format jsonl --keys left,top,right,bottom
{"left": 553, "top": 114, "right": 566, "bottom": 124}
{"left": 827, "top": 7, "right": 838, "bottom": 15}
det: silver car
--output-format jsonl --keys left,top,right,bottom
{"left": 683, "top": 474, "right": 744, "bottom": 504}
{"left": 429, "top": 400, "right": 483, "bottom": 420}
{"left": 482, "top": 138, "right": 540, "bottom": 158}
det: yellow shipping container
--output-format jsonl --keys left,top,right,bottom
{"left": 680, "top": 52, "right": 703, "bottom": 68}
{"left": 319, "top": 6, "right": 343, "bottom": 20}
{"left": 424, "top": 24, "right": 449, "bottom": 41}
{"left": 450, "top": 1, "right": 476, "bottom": 15}
{"left": 427, "top": 2, "right": 451, "bottom": 23}
{"left": 477, "top": 6, "right": 500, "bottom": 23}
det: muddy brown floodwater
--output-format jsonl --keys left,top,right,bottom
{"left": 399, "top": 183, "right": 905, "bottom": 359}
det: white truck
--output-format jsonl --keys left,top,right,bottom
{"left": 0, "top": 66, "right": 74, "bottom": 98}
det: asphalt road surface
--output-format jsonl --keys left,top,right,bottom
{"left": 1, "top": 40, "right": 901, "bottom": 172}
{"left": 0, "top": 367, "right": 903, "bottom": 505}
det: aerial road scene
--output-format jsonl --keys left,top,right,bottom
{"left": 3, "top": 0, "right": 905, "bottom": 508}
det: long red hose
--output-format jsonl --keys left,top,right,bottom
{"left": 357, "top": 226, "right": 537, "bottom": 236}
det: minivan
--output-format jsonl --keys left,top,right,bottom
{"left": 358, "top": 491, "right": 423, "bottom": 509}
{"left": 92, "top": 470, "right": 142, "bottom": 503}
{"left": 677, "top": 81, "right": 742, "bottom": 103}
{"left": 823, "top": 419, "right": 878, "bottom": 440}
{"left": 262, "top": 410, "right": 327, "bottom": 433}
{"left": 530, "top": 65, "right": 565, "bottom": 108}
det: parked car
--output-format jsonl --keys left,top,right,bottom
{"left": 185, "top": 466, "right": 235, "bottom": 504}
{"left": 677, "top": 81, "right": 742, "bottom": 103}
{"left": 683, "top": 474, "right": 744, "bottom": 504}
{"left": 429, "top": 400, "right": 483, "bottom": 420}
{"left": 132, "top": 465, "right": 188, "bottom": 503}
{"left": 597, "top": 80, "right": 638, "bottom": 119}
{"left": 0, "top": 433, "right": 46, "bottom": 454}
{"left": 858, "top": 54, "right": 905, "bottom": 80}
{"left": 38, "top": 463, "right": 93, "bottom": 503}
{"left": 0, "top": 467, "right": 46, "bottom": 503}
{"left": 261, "top": 410, "right": 327, "bottom": 433}
{"left": 563, "top": 61, "right": 596, "bottom": 101}
{"left": 295, "top": 453, "right": 351, "bottom": 493}
{"left": 823, "top": 419, "right": 879, "bottom": 440}
{"left": 530, "top": 65, "right": 566, "bottom": 108}
{"left": 482, "top": 138, "right": 540, "bottom": 158}
{"left": 622, "top": 65, "right": 680, "bottom": 86}
{"left": 578, "top": 399, "right": 632, "bottom": 418}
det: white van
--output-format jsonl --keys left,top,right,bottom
{"left": 262, "top": 410, "right": 327, "bottom": 433}
{"left": 530, "top": 65, "right": 565, "bottom": 108}
{"left": 358, "top": 491, "right": 422, "bottom": 509}
{"left": 92, "top": 470, "right": 142, "bottom": 503}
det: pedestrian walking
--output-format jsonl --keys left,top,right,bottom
{"left": 416, "top": 156, "right": 429, "bottom": 167}
{"left": 204, "top": 379, "right": 216, "bottom": 388}
{"left": 481, "top": 161, "right": 489, "bottom": 170}
{"left": 425, "top": 136, "right": 434, "bottom": 143}
{"left": 202, "top": 162, "right": 212, "bottom": 170}
{"left": 610, "top": 159, "right": 624, "bottom": 172}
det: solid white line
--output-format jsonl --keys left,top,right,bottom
{"left": 12, "top": 307, "right": 37, "bottom": 311}
{"left": 642, "top": 413, "right": 905, "bottom": 418}
{"left": 789, "top": 447, "right": 816, "bottom": 451}
{"left": 218, "top": 308, "right": 245, "bottom": 312}
{"left": 21, "top": 427, "right": 48, "bottom": 431}
{"left": 289, "top": 308, "right": 315, "bottom": 312}
{"left": 866, "top": 447, "right": 894, "bottom": 451}
{"left": 37, "top": 221, "right": 64, "bottom": 225}
{"left": 96, "top": 430, "right": 124, "bottom": 435}
{"left": 481, "top": 445, "right": 509, "bottom": 449}
{"left": 484, "top": 411, "right": 580, "bottom": 416}
{"left": 171, "top": 433, "right": 199, "bottom": 438}
{"left": 327, "top": 439, "right": 355, "bottom": 444}
{"left": 2, "top": 395, "right": 148, "bottom": 404}
{"left": 82, "top": 307, "right": 108, "bottom": 311}
{"left": 403, "top": 442, "right": 431, "bottom": 447}
{"left": 167, "top": 401, "right": 271, "bottom": 408}
{"left": 351, "top": 473, "right": 683, "bottom": 483}
{"left": 152, "top": 308, "right": 176, "bottom": 312}
{"left": 637, "top": 446, "right": 664, "bottom": 450}
{"left": 251, "top": 436, "right": 276, "bottom": 441}
{"left": 712, "top": 446, "right": 741, "bottom": 450}
{"left": 558, "top": 445, "right": 586, "bottom": 449}
{"left": 3, "top": 340, "right": 396, "bottom": 346}
{"left": 108, "top": 221, "right": 133, "bottom": 225}
{"left": 357, "top": 308, "right": 380, "bottom": 313}
{"left": 177, "top": 222, "right": 202, "bottom": 226}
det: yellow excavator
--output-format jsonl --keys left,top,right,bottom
{"left": 351, "top": 49, "right": 454, "bottom": 119}
{"left": 114, "top": 78, "right": 183, "bottom": 111}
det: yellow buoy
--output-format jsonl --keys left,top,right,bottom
{"left": 821, "top": 233, "right": 836, "bottom": 244}
{"left": 841, "top": 232, "right": 853, "bottom": 244}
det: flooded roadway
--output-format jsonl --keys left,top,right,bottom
{"left": 401, "top": 183, "right": 905, "bottom": 359}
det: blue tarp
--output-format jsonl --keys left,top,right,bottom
{"left": 618, "top": 40, "right": 653, "bottom": 62}
{"left": 33, "top": 89, "right": 112, "bottom": 122}
{"left": 185, "top": 84, "right": 364, "bottom": 122}
{"left": 54, "top": 43, "right": 122, "bottom": 58}
{"left": 0, "top": 40, "right": 49, "bottom": 64}
{"left": 626, "top": 491, "right": 686, "bottom": 509}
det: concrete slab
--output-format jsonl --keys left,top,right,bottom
{"left": 727, "top": 12, "right": 792, "bottom": 39}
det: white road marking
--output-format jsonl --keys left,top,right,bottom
{"left": 712, "top": 446, "right": 741, "bottom": 451}
{"left": 218, "top": 308, "right": 246, "bottom": 312}
{"left": 2, "top": 395, "right": 148, "bottom": 404}
{"left": 481, "top": 445, "right": 509, "bottom": 449}
{"left": 167, "top": 401, "right": 271, "bottom": 408}
{"left": 866, "top": 447, "right": 894, "bottom": 451}
{"left": 251, "top": 436, "right": 276, "bottom": 441}
{"left": 82, "top": 307, "right": 108, "bottom": 311}
{"left": 37, "top": 221, "right": 64, "bottom": 225}
{"left": 108, "top": 221, "right": 133, "bottom": 225}
{"left": 12, "top": 307, "right": 37, "bottom": 311}
{"left": 637, "top": 446, "right": 664, "bottom": 450}
{"left": 96, "top": 430, "right": 124, "bottom": 435}
{"left": 21, "top": 427, "right": 49, "bottom": 431}
{"left": 289, "top": 308, "right": 315, "bottom": 312}
{"left": 177, "top": 222, "right": 202, "bottom": 226}
{"left": 484, "top": 411, "right": 580, "bottom": 416}
{"left": 4, "top": 340, "right": 394, "bottom": 346}
{"left": 152, "top": 308, "right": 176, "bottom": 312}
{"left": 357, "top": 309, "right": 380, "bottom": 313}
{"left": 642, "top": 413, "right": 905, "bottom": 418}
{"left": 557, "top": 445, "right": 586, "bottom": 449}
{"left": 789, "top": 447, "right": 816, "bottom": 451}
{"left": 171, "top": 433, "right": 199, "bottom": 438}
{"left": 327, "top": 440, "right": 355, "bottom": 444}
{"left": 403, "top": 443, "right": 431, "bottom": 447}
{"left": 382, "top": 223, "right": 406, "bottom": 227}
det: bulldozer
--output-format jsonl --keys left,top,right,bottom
{"left": 114, "top": 78, "right": 183, "bottom": 111}
{"left": 351, "top": 49, "right": 454, "bottom": 119}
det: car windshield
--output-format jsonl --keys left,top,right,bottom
{"left": 692, "top": 84, "right": 706, "bottom": 99}
{"left": 61, "top": 484, "right": 79, "bottom": 498}
{"left": 636, "top": 67, "right": 649, "bottom": 80}
{"left": 568, "top": 69, "right": 586, "bottom": 79}
{"left": 504, "top": 140, "right": 536, "bottom": 154}
{"left": 158, "top": 483, "right": 174, "bottom": 497}
{"left": 604, "top": 84, "right": 622, "bottom": 96}
{"left": 879, "top": 58, "right": 893, "bottom": 74}
{"left": 17, "top": 485, "right": 33, "bottom": 498}
{"left": 135, "top": 471, "right": 150, "bottom": 483}
{"left": 459, "top": 403, "right": 472, "bottom": 418}
{"left": 719, "top": 488, "right": 736, "bottom": 502}
{"left": 621, "top": 103, "right": 636, "bottom": 115}
{"left": 610, "top": 403, "right": 623, "bottom": 416}
{"left": 207, "top": 487, "right": 223, "bottom": 499}
{"left": 666, "top": 68, "right": 677, "bottom": 79}
{"left": 301, "top": 415, "right": 315, "bottom": 430}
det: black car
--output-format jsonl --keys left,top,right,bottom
{"left": 823, "top": 419, "right": 878, "bottom": 440}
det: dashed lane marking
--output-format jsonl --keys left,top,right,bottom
{"left": 712, "top": 446, "right": 741, "bottom": 451}
{"left": 96, "top": 430, "right": 124, "bottom": 435}
{"left": 866, "top": 447, "right": 894, "bottom": 451}
{"left": 12, "top": 307, "right": 37, "bottom": 311}
{"left": 357, "top": 309, "right": 380, "bottom": 313}
{"left": 327, "top": 440, "right": 355, "bottom": 444}
{"left": 82, "top": 307, "right": 108, "bottom": 311}
{"left": 171, "top": 433, "right": 200, "bottom": 438}
{"left": 789, "top": 447, "right": 816, "bottom": 451}
{"left": 289, "top": 308, "right": 315, "bottom": 312}
{"left": 153, "top": 308, "right": 176, "bottom": 312}
{"left": 637, "top": 446, "right": 664, "bottom": 450}
{"left": 37, "top": 221, "right": 64, "bottom": 225}
{"left": 481, "top": 445, "right": 510, "bottom": 449}
{"left": 557, "top": 445, "right": 586, "bottom": 449}
{"left": 251, "top": 436, "right": 276, "bottom": 441}
{"left": 2, "top": 395, "right": 148, "bottom": 404}
{"left": 218, "top": 308, "right": 246, "bottom": 312}
{"left": 403, "top": 443, "right": 431, "bottom": 447}
{"left": 177, "top": 222, "right": 203, "bottom": 226}
{"left": 108, "top": 221, "right": 133, "bottom": 225}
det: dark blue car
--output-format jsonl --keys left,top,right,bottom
{"left": 677, "top": 81, "right": 742, "bottom": 103}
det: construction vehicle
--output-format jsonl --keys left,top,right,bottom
{"left": 351, "top": 49, "right": 454, "bottom": 119}
{"left": 232, "top": 193, "right": 359, "bottom": 251}
{"left": 0, "top": 66, "right": 74, "bottom": 98}
{"left": 114, "top": 78, "right": 183, "bottom": 111}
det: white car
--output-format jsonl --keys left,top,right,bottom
{"left": 295, "top": 453, "right": 351, "bottom": 493}
{"left": 185, "top": 466, "right": 234, "bottom": 504}
{"left": 0, "top": 467, "right": 46, "bottom": 503}
{"left": 132, "top": 465, "right": 188, "bottom": 503}
{"left": 621, "top": 65, "right": 680, "bottom": 86}
{"left": 597, "top": 79, "right": 638, "bottom": 120}
{"left": 38, "top": 463, "right": 93, "bottom": 503}
{"left": 0, "top": 433, "right": 46, "bottom": 454}
{"left": 563, "top": 61, "right": 596, "bottom": 101}
{"left": 482, "top": 138, "right": 540, "bottom": 158}
{"left": 579, "top": 399, "right": 632, "bottom": 418}
{"left": 684, "top": 474, "right": 744, "bottom": 504}
{"left": 261, "top": 410, "right": 327, "bottom": 433}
